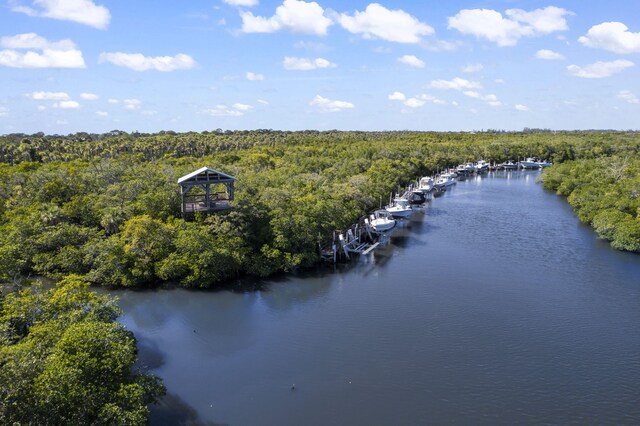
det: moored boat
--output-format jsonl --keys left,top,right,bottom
{"left": 434, "top": 172, "right": 456, "bottom": 188}
{"left": 368, "top": 209, "right": 396, "bottom": 232}
{"left": 387, "top": 197, "right": 413, "bottom": 218}
{"left": 519, "top": 157, "right": 541, "bottom": 169}
{"left": 417, "top": 176, "right": 435, "bottom": 193}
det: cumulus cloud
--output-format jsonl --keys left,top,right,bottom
{"left": 0, "top": 33, "right": 85, "bottom": 68}
{"left": 535, "top": 49, "right": 565, "bottom": 60}
{"left": 397, "top": 54, "right": 425, "bottom": 68}
{"left": 11, "top": 0, "right": 111, "bottom": 29}
{"left": 98, "top": 52, "right": 196, "bottom": 72}
{"left": 389, "top": 92, "right": 442, "bottom": 108}
{"left": 80, "top": 92, "right": 99, "bottom": 100}
{"left": 515, "top": 104, "right": 529, "bottom": 111}
{"left": 578, "top": 22, "right": 640, "bottom": 54}
{"left": 463, "top": 91, "right": 502, "bottom": 106}
{"left": 567, "top": 60, "right": 634, "bottom": 78}
{"left": 54, "top": 100, "right": 80, "bottom": 109}
{"left": 448, "top": 6, "right": 572, "bottom": 46}
{"left": 223, "top": 0, "right": 258, "bottom": 6}
{"left": 282, "top": 56, "right": 335, "bottom": 70}
{"left": 241, "top": 0, "right": 332, "bottom": 36}
{"left": 618, "top": 90, "right": 639, "bottom": 104}
{"left": 462, "top": 63, "right": 483, "bottom": 73}
{"left": 123, "top": 99, "right": 141, "bottom": 110}
{"left": 203, "top": 103, "right": 253, "bottom": 117}
{"left": 430, "top": 77, "right": 481, "bottom": 90}
{"left": 309, "top": 95, "right": 354, "bottom": 112}
{"left": 28, "top": 91, "right": 70, "bottom": 100}
{"left": 338, "top": 3, "right": 434, "bottom": 43}
{"left": 245, "top": 71, "right": 264, "bottom": 80}
{"left": 388, "top": 91, "right": 406, "bottom": 101}
{"left": 0, "top": 106, "right": 9, "bottom": 116}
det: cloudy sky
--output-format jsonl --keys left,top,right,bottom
{"left": 0, "top": 0, "right": 639, "bottom": 133}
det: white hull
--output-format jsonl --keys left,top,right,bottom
{"left": 387, "top": 206, "right": 413, "bottom": 218}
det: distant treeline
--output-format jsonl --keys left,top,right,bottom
{"left": 1, "top": 130, "right": 639, "bottom": 289}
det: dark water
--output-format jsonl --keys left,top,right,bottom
{"left": 116, "top": 171, "right": 640, "bottom": 425}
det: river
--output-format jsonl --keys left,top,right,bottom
{"left": 115, "top": 170, "right": 640, "bottom": 425}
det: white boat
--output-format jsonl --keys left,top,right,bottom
{"left": 519, "top": 157, "right": 541, "bottom": 169}
{"left": 386, "top": 197, "right": 413, "bottom": 218}
{"left": 368, "top": 209, "right": 396, "bottom": 232}
{"left": 499, "top": 160, "right": 518, "bottom": 170}
{"left": 456, "top": 162, "right": 475, "bottom": 174}
{"left": 537, "top": 159, "right": 552, "bottom": 168}
{"left": 417, "top": 176, "right": 435, "bottom": 193}
{"left": 434, "top": 172, "right": 456, "bottom": 188}
{"left": 475, "top": 160, "right": 489, "bottom": 173}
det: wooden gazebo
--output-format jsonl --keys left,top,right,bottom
{"left": 178, "top": 167, "right": 235, "bottom": 216}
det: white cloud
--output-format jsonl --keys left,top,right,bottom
{"left": 430, "top": 77, "right": 481, "bottom": 90}
{"left": 0, "top": 33, "right": 85, "bottom": 69}
{"left": 567, "top": 60, "right": 634, "bottom": 78}
{"left": 309, "top": 95, "right": 354, "bottom": 112}
{"left": 232, "top": 103, "right": 253, "bottom": 111}
{"left": 293, "top": 40, "right": 330, "bottom": 52}
{"left": 98, "top": 52, "right": 196, "bottom": 72}
{"left": 338, "top": 3, "right": 434, "bottom": 44}
{"left": 80, "top": 92, "right": 99, "bottom": 100}
{"left": 464, "top": 91, "right": 501, "bottom": 106}
{"left": 11, "top": 0, "right": 111, "bottom": 29}
{"left": 107, "top": 98, "right": 119, "bottom": 104}
{"left": 223, "top": 0, "right": 258, "bottom": 6}
{"left": 448, "top": 6, "right": 572, "bottom": 47}
{"left": 462, "top": 63, "right": 483, "bottom": 73}
{"left": 123, "top": 99, "right": 141, "bottom": 110}
{"left": 36, "top": 105, "right": 47, "bottom": 111}
{"left": 54, "top": 100, "right": 80, "bottom": 109}
{"left": 241, "top": 0, "right": 332, "bottom": 36}
{"left": 388, "top": 91, "right": 406, "bottom": 101}
{"left": 0, "top": 106, "right": 8, "bottom": 117}
{"left": 282, "top": 56, "right": 335, "bottom": 70}
{"left": 515, "top": 104, "right": 529, "bottom": 111}
{"left": 28, "top": 91, "right": 70, "bottom": 100}
{"left": 578, "top": 22, "right": 640, "bottom": 54}
{"left": 246, "top": 71, "right": 264, "bottom": 80}
{"left": 203, "top": 104, "right": 252, "bottom": 117}
{"left": 0, "top": 32, "right": 75, "bottom": 50}
{"left": 257, "top": 99, "right": 269, "bottom": 105}
{"left": 535, "top": 49, "right": 564, "bottom": 60}
{"left": 397, "top": 54, "right": 425, "bottom": 68}
{"left": 404, "top": 98, "right": 425, "bottom": 108}
{"left": 618, "top": 90, "right": 639, "bottom": 104}
{"left": 95, "top": 111, "right": 108, "bottom": 116}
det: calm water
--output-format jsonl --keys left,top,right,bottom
{"left": 116, "top": 171, "right": 640, "bottom": 425}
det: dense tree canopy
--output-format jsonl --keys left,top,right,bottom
{"left": 0, "top": 130, "right": 638, "bottom": 289}
{"left": 0, "top": 275, "right": 165, "bottom": 424}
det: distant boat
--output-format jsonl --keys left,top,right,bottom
{"left": 434, "top": 172, "right": 456, "bottom": 188}
{"left": 499, "top": 160, "right": 518, "bottom": 170}
{"left": 456, "top": 163, "right": 475, "bottom": 174}
{"left": 417, "top": 176, "right": 435, "bottom": 193}
{"left": 475, "top": 160, "right": 489, "bottom": 173}
{"left": 387, "top": 197, "right": 413, "bottom": 218}
{"left": 519, "top": 157, "right": 541, "bottom": 169}
{"left": 369, "top": 209, "right": 396, "bottom": 232}
{"left": 408, "top": 190, "right": 427, "bottom": 205}
{"left": 519, "top": 157, "right": 552, "bottom": 169}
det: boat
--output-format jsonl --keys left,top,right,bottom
{"left": 408, "top": 190, "right": 427, "bottom": 205}
{"left": 475, "top": 160, "right": 489, "bottom": 173}
{"left": 519, "top": 157, "right": 542, "bottom": 169}
{"left": 386, "top": 197, "right": 413, "bottom": 218}
{"left": 498, "top": 160, "right": 518, "bottom": 170}
{"left": 456, "top": 163, "right": 475, "bottom": 175}
{"left": 368, "top": 209, "right": 396, "bottom": 232}
{"left": 417, "top": 176, "right": 435, "bottom": 193}
{"left": 434, "top": 172, "right": 456, "bottom": 188}
{"left": 537, "top": 159, "right": 552, "bottom": 168}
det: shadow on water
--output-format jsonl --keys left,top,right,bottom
{"left": 150, "top": 393, "right": 227, "bottom": 426}
{"left": 135, "top": 335, "right": 165, "bottom": 370}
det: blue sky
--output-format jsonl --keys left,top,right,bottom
{"left": 0, "top": 0, "right": 639, "bottom": 133}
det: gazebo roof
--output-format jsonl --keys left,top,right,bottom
{"left": 177, "top": 167, "right": 235, "bottom": 184}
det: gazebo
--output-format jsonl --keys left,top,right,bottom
{"left": 178, "top": 167, "right": 235, "bottom": 216}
